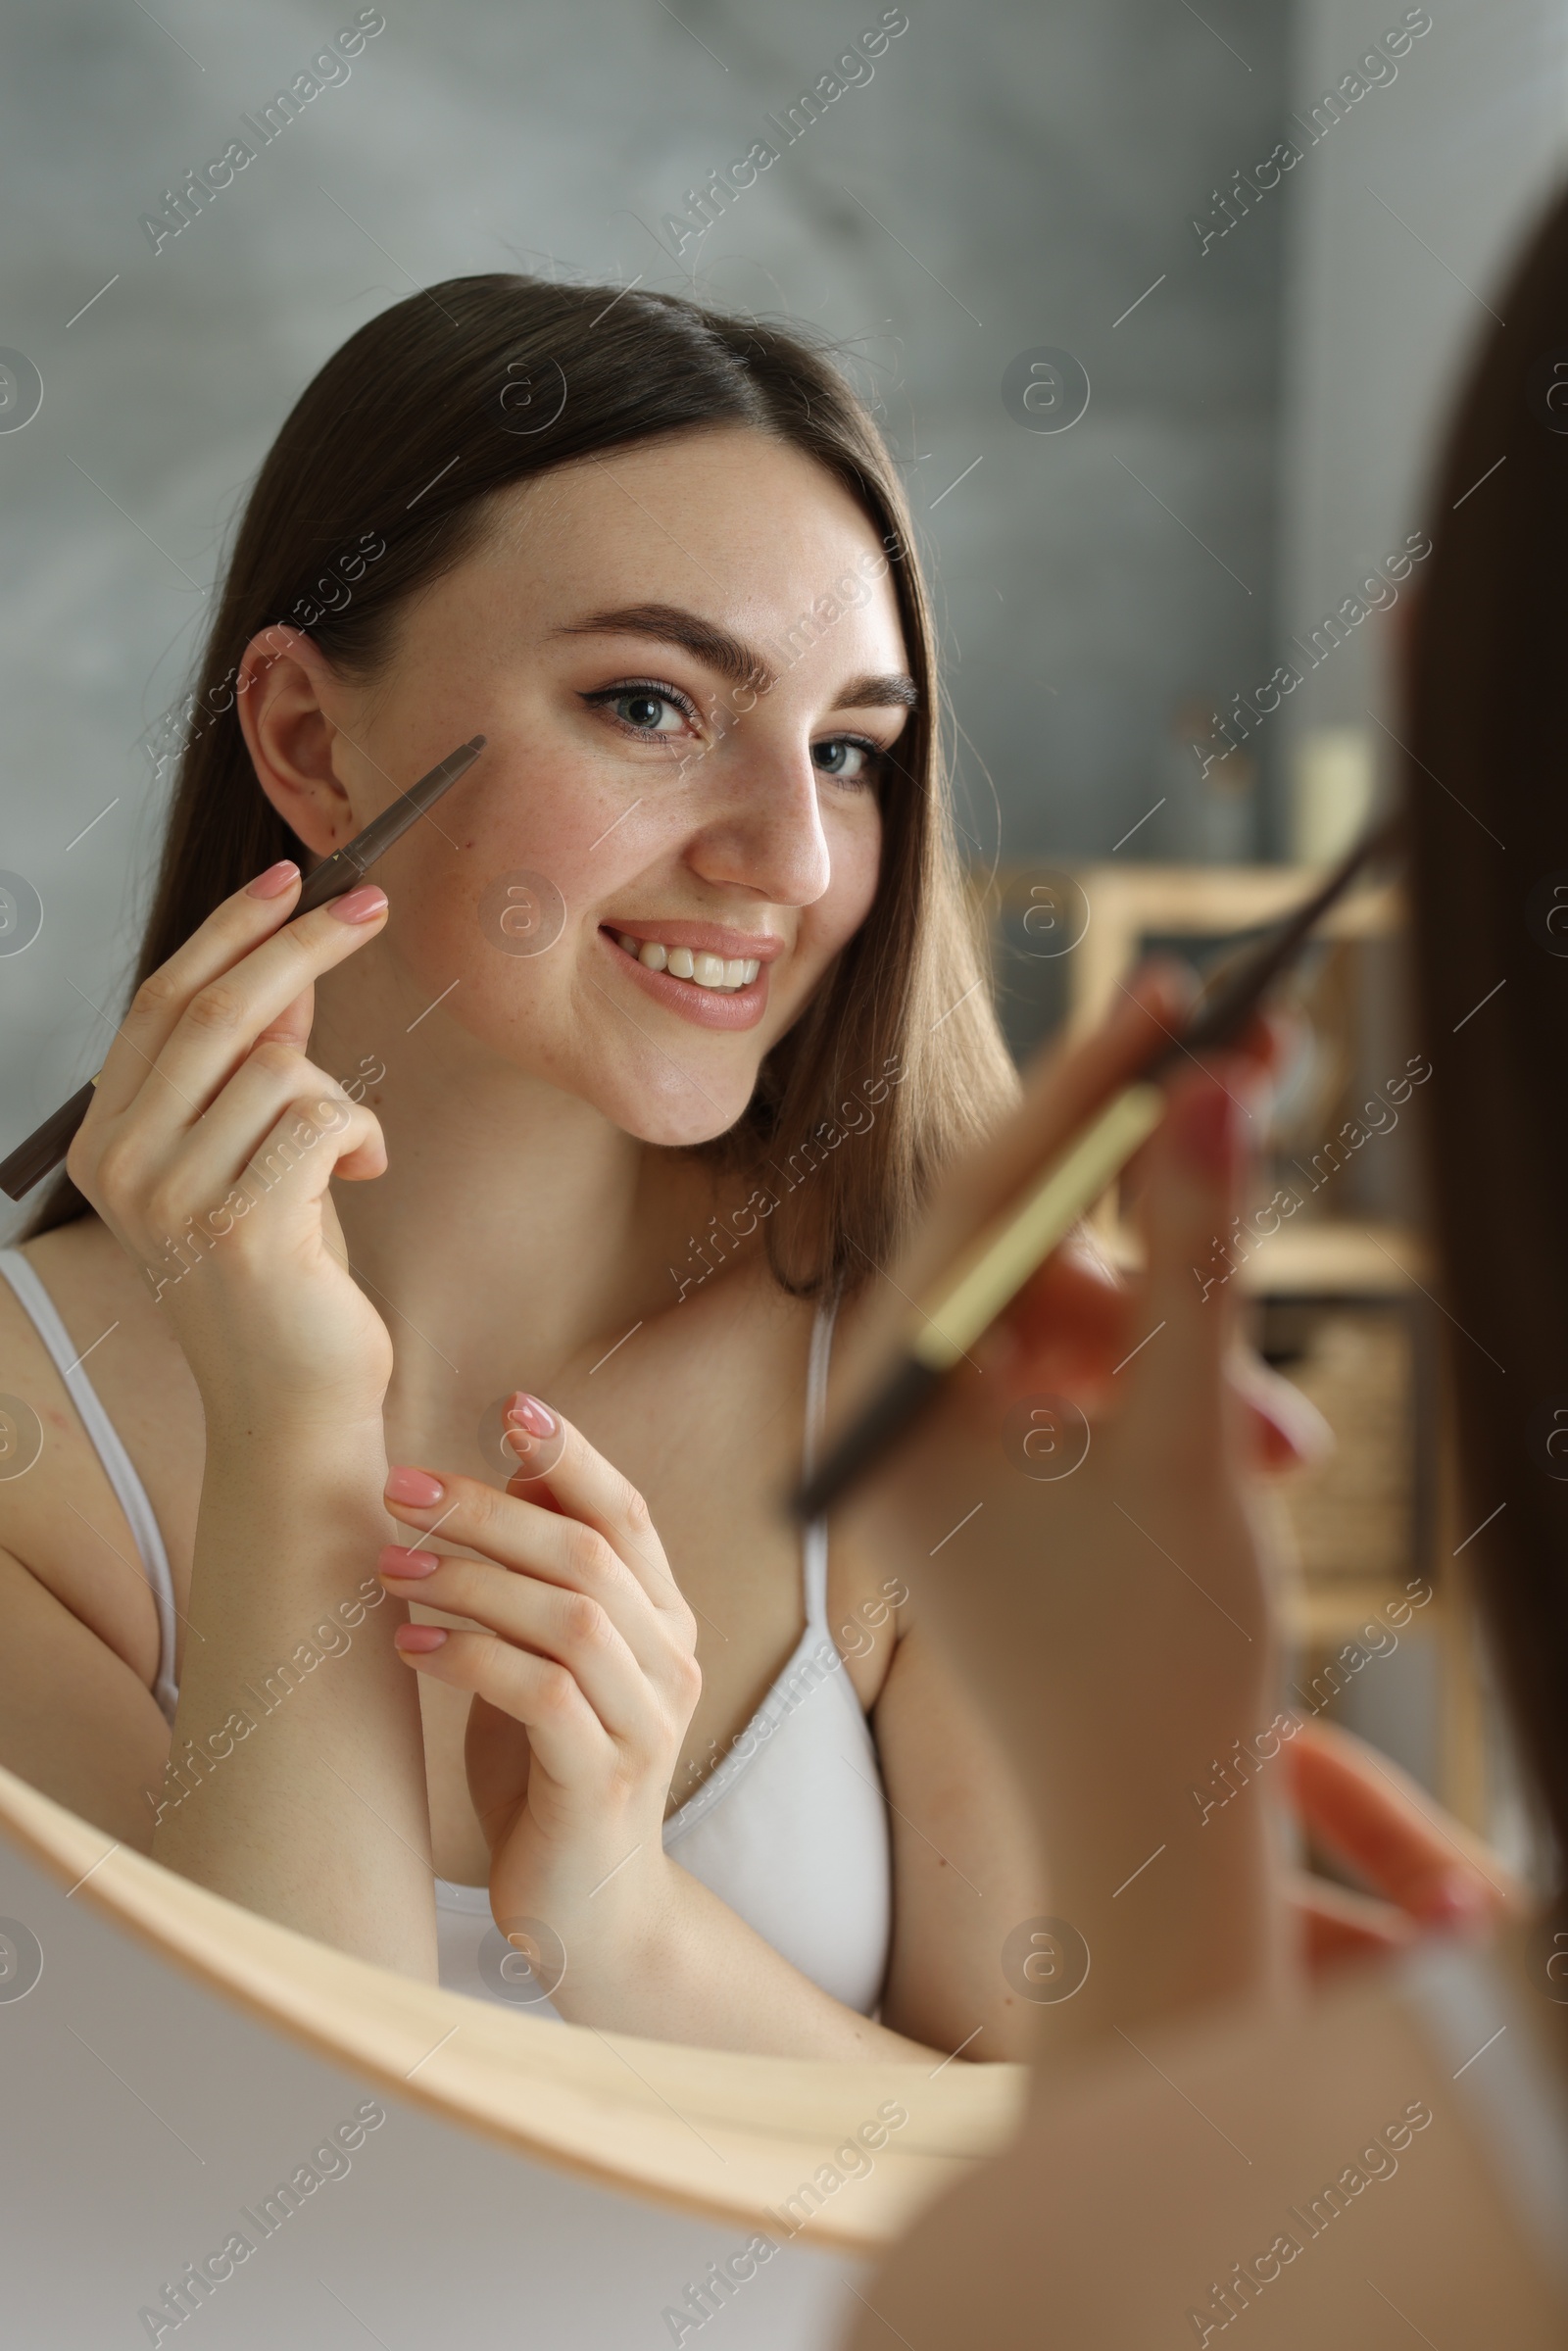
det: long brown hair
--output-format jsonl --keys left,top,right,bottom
{"left": 1407, "top": 193, "right": 1568, "bottom": 1880}
{"left": 25, "top": 274, "right": 1017, "bottom": 1297}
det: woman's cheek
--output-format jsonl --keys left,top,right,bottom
{"left": 810, "top": 773, "right": 881, "bottom": 896}
{"left": 821, "top": 804, "right": 883, "bottom": 948}
{"left": 766, "top": 808, "right": 878, "bottom": 999}
{"left": 413, "top": 770, "right": 607, "bottom": 970}
{"left": 386, "top": 856, "right": 563, "bottom": 1044}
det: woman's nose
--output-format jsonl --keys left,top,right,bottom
{"left": 684, "top": 747, "right": 834, "bottom": 907}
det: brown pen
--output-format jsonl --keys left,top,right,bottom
{"left": 0, "top": 735, "right": 486, "bottom": 1201}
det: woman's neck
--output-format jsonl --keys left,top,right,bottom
{"left": 313, "top": 973, "right": 718, "bottom": 1432}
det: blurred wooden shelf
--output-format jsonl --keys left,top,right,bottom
{"left": 980, "top": 859, "right": 1404, "bottom": 1029}
{"left": 1284, "top": 1582, "right": 1415, "bottom": 1642}
{"left": 1102, "top": 1218, "right": 1427, "bottom": 1296}
{"left": 977, "top": 856, "right": 1492, "bottom": 1831}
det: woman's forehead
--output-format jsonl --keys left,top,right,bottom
{"left": 462, "top": 435, "right": 910, "bottom": 677}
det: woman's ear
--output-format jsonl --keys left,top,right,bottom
{"left": 232, "top": 625, "right": 361, "bottom": 857}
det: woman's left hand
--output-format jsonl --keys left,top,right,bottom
{"left": 1282, "top": 1715, "right": 1522, "bottom": 1974}
{"left": 375, "top": 1397, "right": 702, "bottom": 1994}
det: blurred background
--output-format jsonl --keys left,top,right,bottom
{"left": 1, "top": 0, "right": 1564, "bottom": 1954}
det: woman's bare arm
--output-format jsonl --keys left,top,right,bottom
{"left": 149, "top": 1415, "right": 436, "bottom": 1973}
{"left": 60, "top": 862, "right": 439, "bottom": 1972}
{"left": 0, "top": 1545, "right": 171, "bottom": 1847}
{"left": 849, "top": 1940, "right": 1567, "bottom": 2350}
{"left": 872, "top": 1615, "right": 1049, "bottom": 2062}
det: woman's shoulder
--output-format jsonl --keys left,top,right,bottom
{"left": 0, "top": 1215, "right": 183, "bottom": 1417}
{"left": 0, "top": 1217, "right": 197, "bottom": 1663}
{"left": 857, "top": 1925, "right": 1568, "bottom": 2349}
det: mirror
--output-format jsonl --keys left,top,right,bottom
{"left": 0, "top": 1759, "right": 1017, "bottom": 2242}
{"left": 0, "top": 0, "right": 1547, "bottom": 2227}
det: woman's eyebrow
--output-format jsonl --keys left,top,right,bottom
{"left": 555, "top": 602, "right": 774, "bottom": 692}
{"left": 552, "top": 601, "right": 918, "bottom": 711}
{"left": 837, "top": 671, "right": 919, "bottom": 711}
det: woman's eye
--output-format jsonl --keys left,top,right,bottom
{"left": 609, "top": 689, "right": 688, "bottom": 736}
{"left": 812, "top": 737, "right": 879, "bottom": 786}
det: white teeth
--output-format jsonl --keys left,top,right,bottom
{"left": 613, "top": 933, "right": 763, "bottom": 991}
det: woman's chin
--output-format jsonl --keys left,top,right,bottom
{"left": 597, "top": 1077, "right": 754, "bottom": 1151}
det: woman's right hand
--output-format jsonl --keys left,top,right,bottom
{"left": 67, "top": 858, "right": 395, "bottom": 1427}
{"left": 835, "top": 967, "right": 1282, "bottom": 1745}
{"left": 832, "top": 973, "right": 1295, "bottom": 2045}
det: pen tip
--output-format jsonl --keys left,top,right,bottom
{"left": 467, "top": 734, "right": 486, "bottom": 751}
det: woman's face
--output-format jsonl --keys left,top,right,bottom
{"left": 257, "top": 426, "right": 915, "bottom": 1147}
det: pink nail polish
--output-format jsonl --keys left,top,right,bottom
{"left": 377, "top": 1543, "right": 440, "bottom": 1579}
{"left": 1421, "top": 1872, "right": 1494, "bottom": 1932}
{"left": 246, "top": 858, "right": 300, "bottom": 899}
{"left": 504, "top": 1393, "right": 558, "bottom": 1439}
{"left": 385, "top": 1466, "right": 445, "bottom": 1507}
{"left": 330, "top": 883, "right": 389, "bottom": 924}
{"left": 395, "top": 1625, "right": 448, "bottom": 1654}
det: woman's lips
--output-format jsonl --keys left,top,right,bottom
{"left": 597, "top": 927, "right": 771, "bottom": 1030}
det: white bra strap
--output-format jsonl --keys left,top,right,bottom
{"left": 801, "top": 1291, "right": 841, "bottom": 1628}
{"left": 0, "top": 1248, "right": 179, "bottom": 1723}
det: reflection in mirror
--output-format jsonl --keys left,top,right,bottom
{"left": 0, "top": 273, "right": 1056, "bottom": 2071}
{"left": 0, "top": 4, "right": 1547, "bottom": 2161}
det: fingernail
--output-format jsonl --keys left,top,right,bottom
{"left": 505, "top": 1393, "right": 558, "bottom": 1439}
{"left": 1421, "top": 1871, "right": 1494, "bottom": 1932}
{"left": 331, "top": 883, "right": 389, "bottom": 924}
{"left": 395, "top": 1625, "right": 448, "bottom": 1654}
{"left": 377, "top": 1543, "right": 440, "bottom": 1580}
{"left": 385, "top": 1466, "right": 445, "bottom": 1507}
{"left": 246, "top": 858, "right": 300, "bottom": 899}
{"left": 1171, "top": 1082, "right": 1242, "bottom": 1177}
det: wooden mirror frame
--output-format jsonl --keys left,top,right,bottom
{"left": 0, "top": 1762, "right": 1022, "bottom": 2249}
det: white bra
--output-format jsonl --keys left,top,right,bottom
{"left": 0, "top": 1247, "right": 893, "bottom": 2018}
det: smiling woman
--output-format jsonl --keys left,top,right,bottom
{"left": 0, "top": 274, "right": 1040, "bottom": 2068}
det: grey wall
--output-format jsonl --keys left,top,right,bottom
{"left": 1274, "top": 0, "right": 1568, "bottom": 818}
{"left": 0, "top": 0, "right": 1295, "bottom": 1192}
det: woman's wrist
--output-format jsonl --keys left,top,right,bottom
{"left": 198, "top": 1386, "right": 391, "bottom": 1450}
{"left": 532, "top": 1847, "right": 691, "bottom": 2026}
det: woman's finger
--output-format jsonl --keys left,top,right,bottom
{"left": 1284, "top": 1718, "right": 1519, "bottom": 1921}
{"left": 147, "top": 1091, "right": 385, "bottom": 1307}
{"left": 974, "top": 1236, "right": 1132, "bottom": 1404}
{"left": 133, "top": 1052, "right": 382, "bottom": 1238}
{"left": 378, "top": 1462, "right": 685, "bottom": 1673}
{"left": 917, "top": 961, "right": 1198, "bottom": 1292}
{"left": 376, "top": 1547, "right": 664, "bottom": 1743}
{"left": 86, "top": 879, "right": 386, "bottom": 1173}
{"left": 85, "top": 857, "right": 307, "bottom": 1125}
{"left": 1232, "top": 1350, "right": 1335, "bottom": 1474}
{"left": 1119, "top": 1064, "right": 1254, "bottom": 1471}
{"left": 497, "top": 1398, "right": 690, "bottom": 1620}
{"left": 1288, "top": 1868, "right": 1415, "bottom": 1973}
{"left": 391, "top": 1623, "right": 612, "bottom": 1788}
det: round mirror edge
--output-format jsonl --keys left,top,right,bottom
{"left": 0, "top": 1763, "right": 1019, "bottom": 2249}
